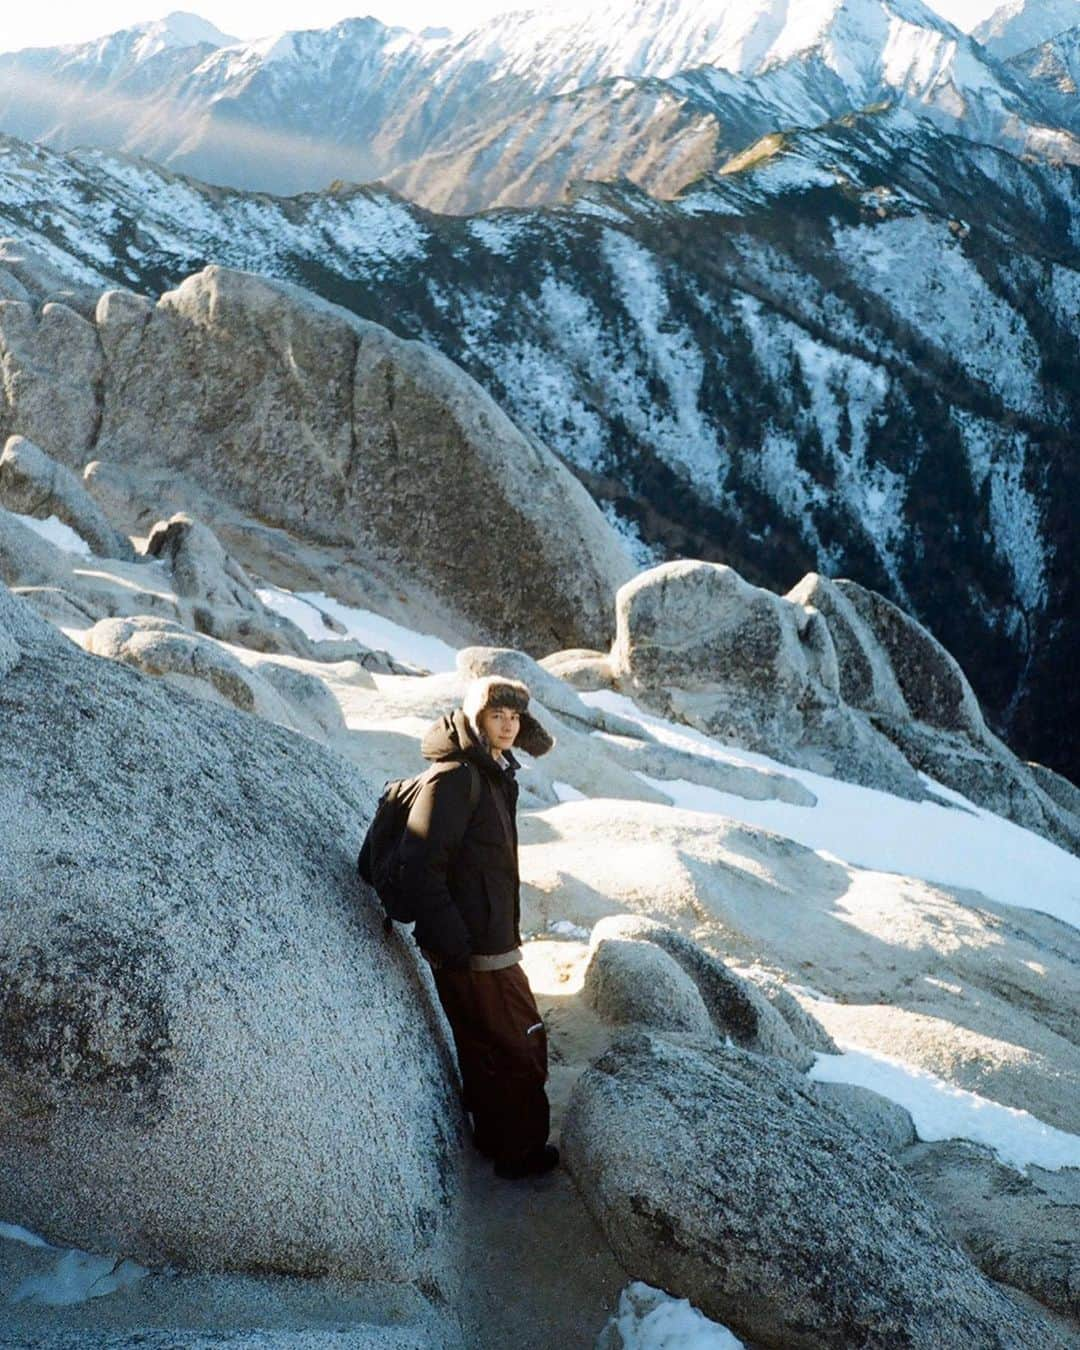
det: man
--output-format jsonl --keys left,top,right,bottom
{"left": 398, "top": 675, "right": 558, "bottom": 1180}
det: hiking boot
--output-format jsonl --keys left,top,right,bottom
{"left": 493, "top": 1144, "right": 559, "bottom": 1180}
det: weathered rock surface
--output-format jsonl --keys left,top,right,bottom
{"left": 583, "top": 934, "right": 714, "bottom": 1035}
{"left": 252, "top": 658, "right": 348, "bottom": 738}
{"left": 144, "top": 513, "right": 316, "bottom": 656}
{"left": 586, "top": 915, "right": 821, "bottom": 1070}
{"left": 0, "top": 298, "right": 102, "bottom": 456}
{"left": 616, "top": 562, "right": 1080, "bottom": 854}
{"left": 563, "top": 1031, "right": 1063, "bottom": 1349}
{"left": 738, "top": 968, "right": 839, "bottom": 1055}
{"left": 809, "top": 1080, "right": 917, "bottom": 1154}
{"left": 0, "top": 267, "right": 637, "bottom": 656}
{"left": 0, "top": 582, "right": 462, "bottom": 1291}
{"left": 611, "top": 559, "right": 925, "bottom": 799}
{"left": 900, "top": 1139, "right": 1080, "bottom": 1322}
{"left": 0, "top": 435, "right": 133, "bottom": 560}
{"left": 83, "top": 615, "right": 272, "bottom": 717}
{"left": 538, "top": 647, "right": 615, "bottom": 691}
{"left": 817, "top": 576, "right": 1080, "bottom": 853}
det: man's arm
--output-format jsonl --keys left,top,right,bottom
{"left": 398, "top": 763, "right": 474, "bottom": 967}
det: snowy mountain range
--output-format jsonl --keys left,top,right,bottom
{"left": 974, "top": 0, "right": 1080, "bottom": 56}
{"left": 2, "top": 98, "right": 1079, "bottom": 782}
{"left": 1, "top": 0, "right": 1079, "bottom": 204}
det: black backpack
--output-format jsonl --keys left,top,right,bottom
{"left": 357, "top": 761, "right": 482, "bottom": 931}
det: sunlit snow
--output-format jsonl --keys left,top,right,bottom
{"left": 600, "top": 1281, "right": 744, "bottom": 1348}
{"left": 257, "top": 586, "right": 458, "bottom": 672}
{"left": 14, "top": 513, "right": 93, "bottom": 557}
{"left": 811, "top": 1044, "right": 1080, "bottom": 1172}
{"left": 580, "top": 690, "right": 1080, "bottom": 931}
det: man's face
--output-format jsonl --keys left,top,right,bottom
{"left": 478, "top": 704, "right": 521, "bottom": 752}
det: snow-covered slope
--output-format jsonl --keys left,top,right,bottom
{"left": 1006, "top": 24, "right": 1080, "bottom": 136}
{"left": 0, "top": 0, "right": 1077, "bottom": 204}
{"left": 2, "top": 110, "right": 1079, "bottom": 784}
{"left": 974, "top": 0, "right": 1080, "bottom": 57}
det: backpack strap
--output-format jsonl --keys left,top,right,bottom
{"left": 465, "top": 761, "right": 482, "bottom": 815}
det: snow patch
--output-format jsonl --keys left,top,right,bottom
{"left": 810, "top": 1044, "right": 1080, "bottom": 1172}
{"left": 1, "top": 1225, "right": 148, "bottom": 1307}
{"left": 600, "top": 1282, "right": 744, "bottom": 1348}
{"left": 257, "top": 586, "right": 458, "bottom": 672}
{"left": 14, "top": 513, "right": 93, "bottom": 557}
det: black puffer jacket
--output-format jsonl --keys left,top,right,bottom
{"left": 397, "top": 710, "right": 521, "bottom": 965}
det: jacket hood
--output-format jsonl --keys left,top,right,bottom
{"left": 421, "top": 708, "right": 520, "bottom": 772}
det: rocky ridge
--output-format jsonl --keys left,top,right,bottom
{"left": 1, "top": 114, "right": 1078, "bottom": 783}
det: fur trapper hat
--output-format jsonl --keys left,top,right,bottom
{"left": 462, "top": 675, "right": 555, "bottom": 758}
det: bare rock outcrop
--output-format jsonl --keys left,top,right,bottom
{"left": 0, "top": 298, "right": 102, "bottom": 456}
{"left": 585, "top": 915, "right": 825, "bottom": 1070}
{"left": 563, "top": 1031, "right": 1064, "bottom": 1349}
{"left": 0, "top": 435, "right": 133, "bottom": 560}
{"left": 20, "top": 267, "right": 632, "bottom": 656}
{"left": 613, "top": 561, "right": 1080, "bottom": 853}
{"left": 583, "top": 933, "right": 715, "bottom": 1036}
{"left": 794, "top": 573, "right": 1080, "bottom": 854}
{"left": 144, "top": 512, "right": 316, "bottom": 656}
{"left": 0, "top": 581, "right": 462, "bottom": 1295}
{"left": 611, "top": 559, "right": 925, "bottom": 799}
{"left": 900, "top": 1139, "right": 1080, "bottom": 1322}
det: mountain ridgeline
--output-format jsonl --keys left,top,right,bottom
{"left": 1, "top": 0, "right": 1080, "bottom": 205}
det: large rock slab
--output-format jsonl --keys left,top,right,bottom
{"left": 0, "top": 582, "right": 462, "bottom": 1292}
{"left": 563, "top": 1031, "right": 1062, "bottom": 1349}
{"left": 900, "top": 1139, "right": 1080, "bottom": 1322}
{"left": 0, "top": 435, "right": 133, "bottom": 560}
{"left": 832, "top": 579, "right": 991, "bottom": 739}
{"left": 583, "top": 933, "right": 715, "bottom": 1035}
{"left": 144, "top": 513, "right": 316, "bottom": 656}
{"left": 0, "top": 299, "right": 102, "bottom": 456}
{"left": 610, "top": 560, "right": 925, "bottom": 798}
{"left": 796, "top": 575, "right": 1079, "bottom": 852}
{"left": 86, "top": 267, "right": 633, "bottom": 654}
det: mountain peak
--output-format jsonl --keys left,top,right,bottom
{"left": 974, "top": 0, "right": 1080, "bottom": 57}
{"left": 112, "top": 12, "right": 239, "bottom": 64}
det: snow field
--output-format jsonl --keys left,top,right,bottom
{"left": 256, "top": 587, "right": 459, "bottom": 672}
{"left": 571, "top": 690, "right": 1080, "bottom": 931}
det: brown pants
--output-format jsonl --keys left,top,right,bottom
{"left": 433, "top": 962, "right": 550, "bottom": 1168}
